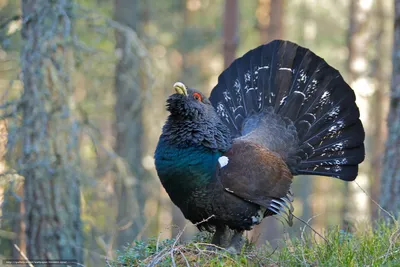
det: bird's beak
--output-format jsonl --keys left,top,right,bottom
{"left": 173, "top": 82, "right": 188, "bottom": 96}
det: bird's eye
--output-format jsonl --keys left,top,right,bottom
{"left": 193, "top": 92, "right": 202, "bottom": 102}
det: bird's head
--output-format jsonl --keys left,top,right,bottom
{"left": 161, "top": 82, "right": 231, "bottom": 151}
{"left": 167, "top": 82, "right": 214, "bottom": 120}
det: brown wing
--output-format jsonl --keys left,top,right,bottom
{"left": 218, "top": 139, "right": 294, "bottom": 224}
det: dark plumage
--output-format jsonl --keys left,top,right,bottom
{"left": 154, "top": 40, "right": 365, "bottom": 252}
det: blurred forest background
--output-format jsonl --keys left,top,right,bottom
{"left": 0, "top": 0, "right": 399, "bottom": 266}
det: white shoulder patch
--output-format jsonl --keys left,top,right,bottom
{"left": 218, "top": 156, "right": 229, "bottom": 168}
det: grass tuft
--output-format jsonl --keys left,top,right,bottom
{"left": 107, "top": 220, "right": 400, "bottom": 267}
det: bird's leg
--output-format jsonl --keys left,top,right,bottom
{"left": 226, "top": 230, "right": 244, "bottom": 254}
{"left": 211, "top": 225, "right": 232, "bottom": 248}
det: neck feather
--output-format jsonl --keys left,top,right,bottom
{"left": 155, "top": 142, "right": 221, "bottom": 190}
{"left": 160, "top": 116, "right": 231, "bottom": 152}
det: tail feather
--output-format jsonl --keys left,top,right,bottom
{"left": 210, "top": 40, "right": 365, "bottom": 181}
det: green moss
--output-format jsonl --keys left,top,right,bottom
{"left": 108, "top": 221, "right": 400, "bottom": 267}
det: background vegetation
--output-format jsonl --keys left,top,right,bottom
{"left": 0, "top": 0, "right": 399, "bottom": 266}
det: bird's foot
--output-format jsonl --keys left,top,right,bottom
{"left": 228, "top": 230, "right": 244, "bottom": 253}
{"left": 226, "top": 246, "right": 239, "bottom": 254}
{"left": 211, "top": 225, "right": 232, "bottom": 248}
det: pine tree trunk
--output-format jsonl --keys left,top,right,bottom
{"left": 223, "top": 0, "right": 239, "bottom": 68}
{"left": 370, "top": 0, "right": 389, "bottom": 220}
{"left": 257, "top": 0, "right": 270, "bottom": 43}
{"left": 20, "top": 0, "right": 82, "bottom": 262}
{"left": 380, "top": 0, "right": 400, "bottom": 214}
{"left": 257, "top": 0, "right": 284, "bottom": 43}
{"left": 113, "top": 0, "right": 147, "bottom": 247}
{"left": 343, "top": 0, "right": 373, "bottom": 228}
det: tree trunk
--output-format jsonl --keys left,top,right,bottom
{"left": 0, "top": 185, "right": 23, "bottom": 258}
{"left": 12, "top": 186, "right": 25, "bottom": 260}
{"left": 113, "top": 0, "right": 147, "bottom": 247}
{"left": 370, "top": 0, "right": 389, "bottom": 220}
{"left": 343, "top": 0, "right": 373, "bottom": 228}
{"left": 20, "top": 0, "right": 82, "bottom": 262}
{"left": 257, "top": 0, "right": 284, "bottom": 43}
{"left": 223, "top": 0, "right": 239, "bottom": 68}
{"left": 380, "top": 0, "right": 400, "bottom": 214}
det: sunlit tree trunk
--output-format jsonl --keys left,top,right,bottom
{"left": 344, "top": 0, "right": 373, "bottom": 228}
{"left": 12, "top": 186, "right": 25, "bottom": 259}
{"left": 223, "top": 0, "right": 239, "bottom": 68}
{"left": 0, "top": 120, "right": 16, "bottom": 257}
{"left": 257, "top": 0, "right": 271, "bottom": 43}
{"left": 380, "top": 0, "right": 400, "bottom": 215}
{"left": 20, "top": 0, "right": 82, "bottom": 262}
{"left": 113, "top": 0, "right": 147, "bottom": 247}
{"left": 0, "top": 185, "right": 24, "bottom": 258}
{"left": 370, "top": 0, "right": 390, "bottom": 220}
{"left": 257, "top": 0, "right": 284, "bottom": 43}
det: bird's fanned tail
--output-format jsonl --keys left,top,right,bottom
{"left": 210, "top": 40, "right": 365, "bottom": 181}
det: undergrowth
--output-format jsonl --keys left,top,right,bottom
{"left": 107, "top": 220, "right": 400, "bottom": 267}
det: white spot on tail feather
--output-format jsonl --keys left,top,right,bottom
{"left": 327, "top": 106, "right": 340, "bottom": 119}
{"left": 218, "top": 156, "right": 229, "bottom": 168}
{"left": 280, "top": 96, "right": 288, "bottom": 106}
{"left": 279, "top": 67, "right": 292, "bottom": 72}
{"left": 234, "top": 79, "right": 240, "bottom": 89}
{"left": 258, "top": 65, "right": 269, "bottom": 70}
{"left": 223, "top": 91, "right": 231, "bottom": 101}
{"left": 320, "top": 91, "right": 331, "bottom": 105}
{"left": 328, "top": 120, "right": 345, "bottom": 133}
{"left": 294, "top": 91, "right": 306, "bottom": 98}
{"left": 244, "top": 72, "right": 251, "bottom": 82}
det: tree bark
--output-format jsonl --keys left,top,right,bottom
{"left": 20, "top": 0, "right": 82, "bottom": 262}
{"left": 113, "top": 0, "right": 147, "bottom": 248}
{"left": 370, "top": 0, "right": 389, "bottom": 220}
{"left": 343, "top": 0, "right": 373, "bottom": 228}
{"left": 380, "top": 0, "right": 400, "bottom": 214}
{"left": 223, "top": 0, "right": 239, "bottom": 68}
{"left": 257, "top": 0, "right": 284, "bottom": 43}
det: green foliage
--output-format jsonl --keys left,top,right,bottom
{"left": 108, "top": 221, "right": 399, "bottom": 267}
{"left": 276, "top": 221, "right": 399, "bottom": 267}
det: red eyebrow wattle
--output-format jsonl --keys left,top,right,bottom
{"left": 193, "top": 92, "right": 202, "bottom": 101}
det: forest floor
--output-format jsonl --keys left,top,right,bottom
{"left": 107, "top": 219, "right": 399, "bottom": 267}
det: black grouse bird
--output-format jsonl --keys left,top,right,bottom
{"left": 154, "top": 40, "right": 365, "bottom": 252}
